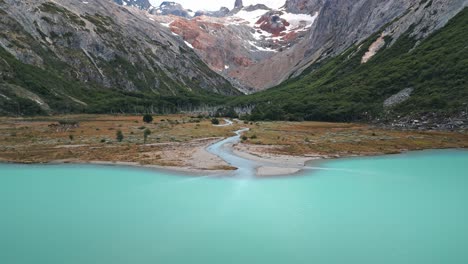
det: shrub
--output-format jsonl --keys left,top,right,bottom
{"left": 116, "top": 130, "right": 124, "bottom": 142}
{"left": 143, "top": 114, "right": 153, "bottom": 124}
{"left": 211, "top": 118, "right": 220, "bottom": 125}
{"left": 143, "top": 128, "right": 151, "bottom": 143}
{"left": 58, "top": 120, "right": 79, "bottom": 126}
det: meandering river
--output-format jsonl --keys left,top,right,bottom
{"left": 1, "top": 149, "right": 467, "bottom": 263}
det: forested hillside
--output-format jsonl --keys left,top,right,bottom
{"left": 231, "top": 8, "right": 468, "bottom": 122}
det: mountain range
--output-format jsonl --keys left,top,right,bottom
{"left": 0, "top": 0, "right": 467, "bottom": 124}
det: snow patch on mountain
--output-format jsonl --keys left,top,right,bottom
{"left": 228, "top": 7, "right": 318, "bottom": 46}
{"left": 235, "top": 8, "right": 271, "bottom": 24}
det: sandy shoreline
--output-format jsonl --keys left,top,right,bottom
{"left": 1, "top": 140, "right": 466, "bottom": 177}
{"left": 1, "top": 115, "right": 466, "bottom": 177}
{"left": 0, "top": 135, "right": 320, "bottom": 176}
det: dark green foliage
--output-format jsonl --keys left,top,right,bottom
{"left": 0, "top": 43, "right": 232, "bottom": 116}
{"left": 116, "top": 130, "right": 124, "bottom": 142}
{"left": 233, "top": 8, "right": 468, "bottom": 122}
{"left": 216, "top": 107, "right": 238, "bottom": 118}
{"left": 0, "top": 95, "right": 45, "bottom": 116}
{"left": 246, "top": 103, "right": 286, "bottom": 121}
{"left": 143, "top": 114, "right": 153, "bottom": 124}
{"left": 211, "top": 118, "right": 220, "bottom": 125}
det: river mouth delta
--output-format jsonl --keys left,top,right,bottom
{"left": 0, "top": 114, "right": 467, "bottom": 176}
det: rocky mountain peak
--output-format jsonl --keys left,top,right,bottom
{"left": 149, "top": 1, "right": 193, "bottom": 18}
{"left": 194, "top": 7, "right": 231, "bottom": 18}
{"left": 234, "top": 0, "right": 244, "bottom": 9}
{"left": 113, "top": 0, "right": 152, "bottom": 10}
{"left": 243, "top": 4, "right": 272, "bottom": 12}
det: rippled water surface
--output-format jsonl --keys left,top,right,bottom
{"left": 1, "top": 150, "right": 467, "bottom": 264}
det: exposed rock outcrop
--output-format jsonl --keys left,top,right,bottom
{"left": 195, "top": 7, "right": 230, "bottom": 18}
{"left": 234, "top": 0, "right": 244, "bottom": 9}
{"left": 149, "top": 1, "right": 193, "bottom": 18}
{"left": 284, "top": 0, "right": 325, "bottom": 14}
{"left": 384, "top": 88, "right": 414, "bottom": 109}
{"left": 113, "top": 0, "right": 152, "bottom": 10}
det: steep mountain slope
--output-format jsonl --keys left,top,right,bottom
{"left": 0, "top": 0, "right": 239, "bottom": 115}
{"left": 289, "top": 0, "right": 468, "bottom": 79}
{"left": 230, "top": 7, "right": 468, "bottom": 126}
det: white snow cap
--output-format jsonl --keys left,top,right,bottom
{"left": 150, "top": 1, "right": 286, "bottom": 11}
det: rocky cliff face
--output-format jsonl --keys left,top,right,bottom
{"left": 234, "top": 0, "right": 244, "bottom": 9}
{"left": 284, "top": 0, "right": 324, "bottom": 14}
{"left": 288, "top": 0, "right": 468, "bottom": 79}
{"left": 0, "top": 0, "right": 237, "bottom": 96}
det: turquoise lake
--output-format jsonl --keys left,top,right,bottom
{"left": 1, "top": 149, "right": 467, "bottom": 264}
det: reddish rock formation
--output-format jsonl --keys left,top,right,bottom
{"left": 257, "top": 12, "right": 290, "bottom": 36}
{"left": 233, "top": 56, "right": 253, "bottom": 67}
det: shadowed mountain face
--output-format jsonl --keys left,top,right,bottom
{"left": 0, "top": 0, "right": 240, "bottom": 115}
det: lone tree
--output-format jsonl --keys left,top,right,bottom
{"left": 143, "top": 128, "right": 151, "bottom": 143}
{"left": 143, "top": 114, "right": 153, "bottom": 124}
{"left": 116, "top": 130, "right": 124, "bottom": 142}
{"left": 211, "top": 118, "right": 220, "bottom": 125}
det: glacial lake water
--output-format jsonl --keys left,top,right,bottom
{"left": 1, "top": 149, "right": 467, "bottom": 264}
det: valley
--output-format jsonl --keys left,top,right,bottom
{"left": 1, "top": 1, "right": 468, "bottom": 262}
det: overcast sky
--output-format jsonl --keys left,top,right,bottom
{"left": 150, "top": 0, "right": 285, "bottom": 11}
